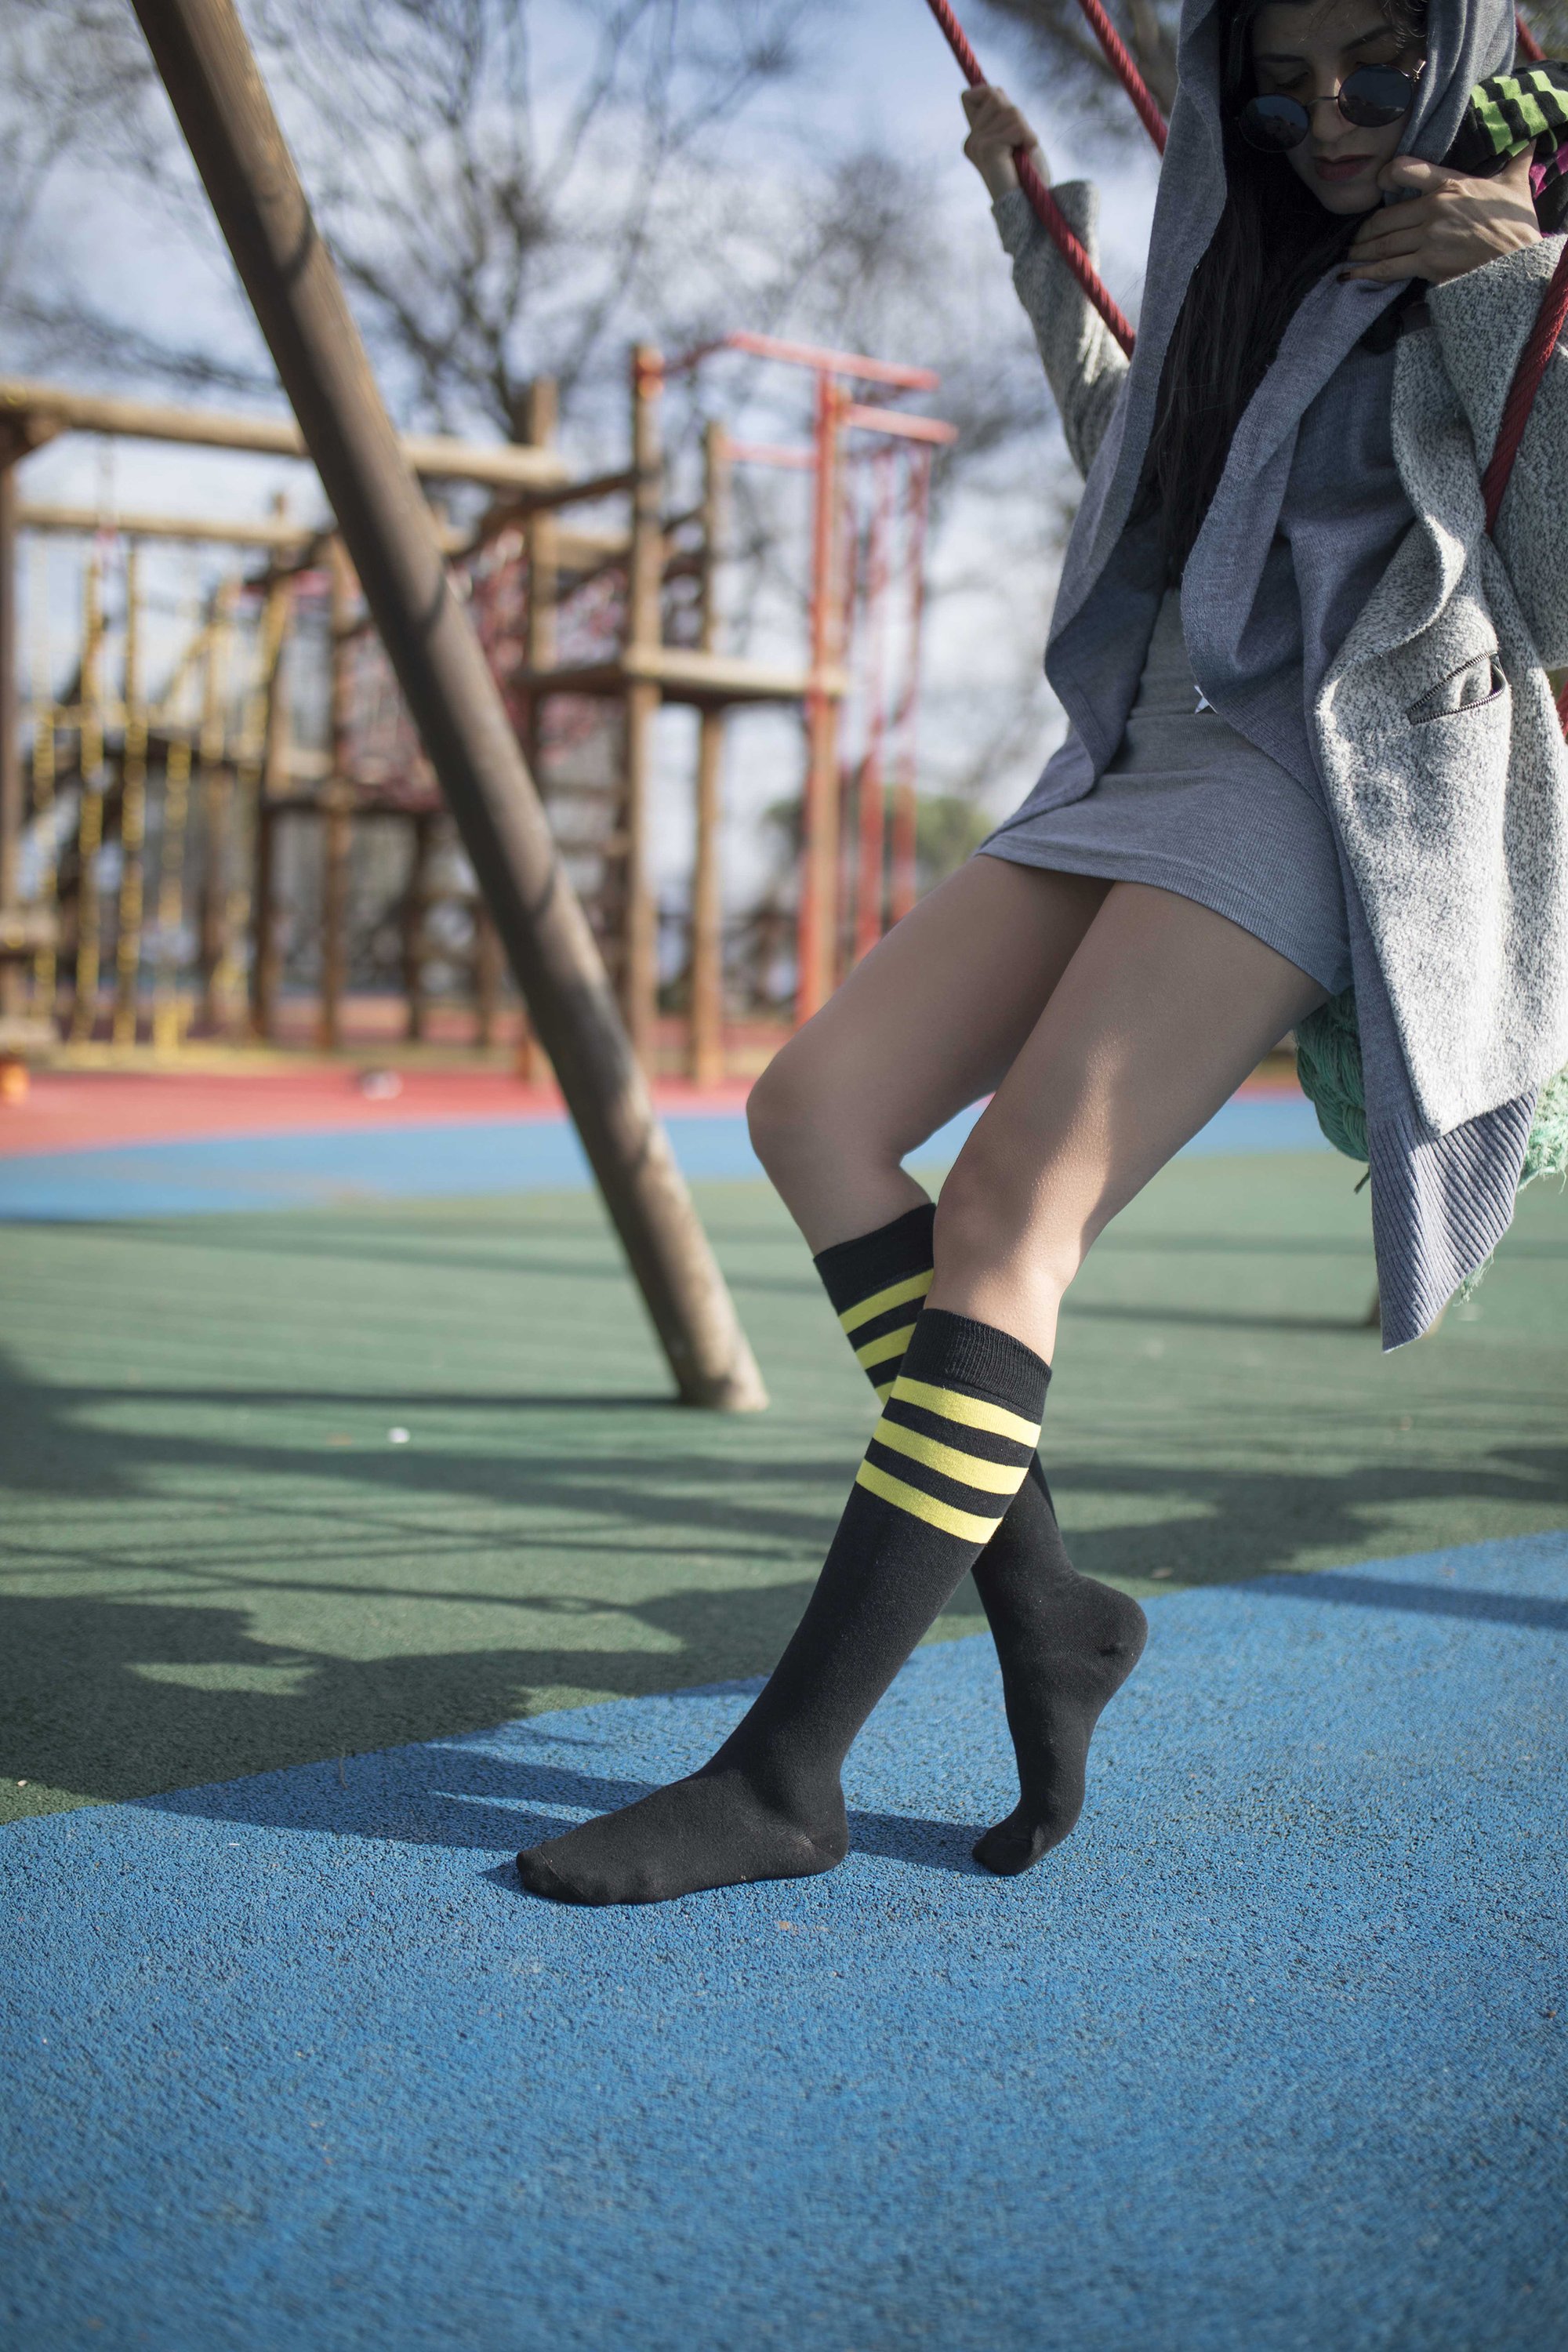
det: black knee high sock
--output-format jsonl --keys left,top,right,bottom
{"left": 815, "top": 1203, "right": 1147, "bottom": 1875}
{"left": 517, "top": 1311, "right": 1048, "bottom": 1906}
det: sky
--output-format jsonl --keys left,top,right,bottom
{"left": 13, "top": 0, "right": 1163, "bottom": 922}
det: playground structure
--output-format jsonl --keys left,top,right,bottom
{"left": 0, "top": 340, "right": 950, "bottom": 1083}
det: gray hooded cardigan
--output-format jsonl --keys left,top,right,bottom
{"left": 984, "top": 0, "right": 1568, "bottom": 1346}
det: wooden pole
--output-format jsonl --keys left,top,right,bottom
{"left": 402, "top": 808, "right": 434, "bottom": 1043}
{"left": 250, "top": 550, "right": 293, "bottom": 1040}
{"left": 319, "top": 536, "right": 354, "bottom": 1052}
{"left": 131, "top": 0, "right": 764, "bottom": 1407}
{"left": 151, "top": 589, "right": 205, "bottom": 1053}
{"left": 252, "top": 797, "right": 278, "bottom": 1039}
{"left": 112, "top": 545, "right": 148, "bottom": 1044}
{"left": 689, "top": 420, "right": 729, "bottom": 1089}
{"left": 622, "top": 345, "right": 664, "bottom": 1069}
{"left": 27, "top": 539, "right": 57, "bottom": 1013}
{"left": 473, "top": 898, "right": 502, "bottom": 1048}
{"left": 516, "top": 376, "right": 557, "bottom": 1084}
{"left": 0, "top": 459, "right": 20, "bottom": 1021}
{"left": 69, "top": 554, "right": 106, "bottom": 1044}
{"left": 152, "top": 728, "right": 195, "bottom": 1054}
{"left": 196, "top": 579, "right": 235, "bottom": 1034}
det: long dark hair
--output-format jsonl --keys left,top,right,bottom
{"left": 1139, "top": 0, "right": 1427, "bottom": 581}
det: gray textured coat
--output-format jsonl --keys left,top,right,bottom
{"left": 994, "top": 0, "right": 1567, "bottom": 1344}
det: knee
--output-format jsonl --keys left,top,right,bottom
{"left": 931, "top": 1142, "right": 1085, "bottom": 1306}
{"left": 746, "top": 1040, "right": 831, "bottom": 1184}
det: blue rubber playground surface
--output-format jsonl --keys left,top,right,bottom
{"left": 0, "top": 1089, "right": 1327, "bottom": 1219}
{"left": 5, "top": 1530, "right": 1566, "bottom": 2352}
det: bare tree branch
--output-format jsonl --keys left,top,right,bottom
{"left": 975, "top": 0, "right": 1179, "bottom": 134}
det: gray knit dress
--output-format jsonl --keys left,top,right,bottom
{"left": 984, "top": 585, "right": 1354, "bottom": 996}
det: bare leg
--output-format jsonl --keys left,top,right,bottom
{"left": 928, "top": 880, "right": 1329, "bottom": 1357}
{"left": 755, "top": 866, "right": 1326, "bottom": 1874}
{"left": 517, "top": 874, "right": 1328, "bottom": 1904}
{"left": 748, "top": 856, "right": 1109, "bottom": 1248}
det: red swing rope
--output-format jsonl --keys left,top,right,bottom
{"left": 1473, "top": 15, "right": 1567, "bottom": 726}
{"left": 1074, "top": 0, "right": 1169, "bottom": 150}
{"left": 1481, "top": 234, "right": 1568, "bottom": 730}
{"left": 922, "top": 0, "right": 1138, "bottom": 353}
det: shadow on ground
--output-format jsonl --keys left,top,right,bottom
{"left": 5, "top": 1428, "right": 1567, "bottom": 1809}
{"left": 4, "top": 1162, "right": 1566, "bottom": 1817}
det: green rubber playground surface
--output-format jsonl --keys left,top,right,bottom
{"left": 4, "top": 1151, "right": 1566, "bottom": 1824}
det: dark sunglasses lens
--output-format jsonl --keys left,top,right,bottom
{"left": 1339, "top": 64, "right": 1415, "bottom": 126}
{"left": 1238, "top": 93, "right": 1310, "bottom": 150}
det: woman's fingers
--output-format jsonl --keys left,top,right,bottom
{"left": 1345, "top": 151, "right": 1541, "bottom": 285}
{"left": 1377, "top": 155, "right": 1468, "bottom": 196}
{"left": 961, "top": 82, "right": 1045, "bottom": 194}
{"left": 1345, "top": 209, "right": 1436, "bottom": 260}
{"left": 961, "top": 84, "right": 1036, "bottom": 145}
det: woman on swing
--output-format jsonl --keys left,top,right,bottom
{"left": 519, "top": 0, "right": 1568, "bottom": 1906}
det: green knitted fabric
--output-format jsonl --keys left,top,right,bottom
{"left": 1522, "top": 1065, "right": 1568, "bottom": 1187}
{"left": 1294, "top": 993, "right": 1369, "bottom": 1163}
{"left": 1294, "top": 993, "right": 1568, "bottom": 1190}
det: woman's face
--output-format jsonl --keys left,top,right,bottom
{"left": 1248, "top": 0, "right": 1426, "bottom": 214}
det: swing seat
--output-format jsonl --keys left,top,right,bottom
{"left": 1294, "top": 993, "right": 1568, "bottom": 1189}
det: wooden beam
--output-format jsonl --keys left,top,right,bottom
{"left": 132, "top": 0, "right": 765, "bottom": 1410}
{"left": 493, "top": 466, "right": 637, "bottom": 519}
{"left": 19, "top": 498, "right": 472, "bottom": 557}
{"left": 0, "top": 905, "right": 57, "bottom": 954}
{"left": 511, "top": 648, "right": 849, "bottom": 708}
{"left": 0, "top": 376, "right": 572, "bottom": 493}
{"left": 0, "top": 1014, "right": 56, "bottom": 1052}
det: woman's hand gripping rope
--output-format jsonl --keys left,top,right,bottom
{"left": 962, "top": 84, "right": 1050, "bottom": 201}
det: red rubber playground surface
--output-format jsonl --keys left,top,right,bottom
{"left": 0, "top": 1066, "right": 754, "bottom": 1159}
{"left": 0, "top": 1061, "right": 1300, "bottom": 1160}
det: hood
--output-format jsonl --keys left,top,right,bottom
{"left": 1050, "top": 0, "right": 1516, "bottom": 657}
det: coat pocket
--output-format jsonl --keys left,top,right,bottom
{"left": 1406, "top": 652, "right": 1505, "bottom": 725}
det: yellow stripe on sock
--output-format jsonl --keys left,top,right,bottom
{"left": 837, "top": 1269, "right": 933, "bottom": 1337}
{"left": 891, "top": 1374, "right": 1041, "bottom": 1449}
{"left": 873, "top": 1381, "right": 896, "bottom": 1402}
{"left": 855, "top": 1322, "right": 919, "bottom": 1372}
{"left": 871, "top": 1415, "right": 1025, "bottom": 1496}
{"left": 855, "top": 1458, "right": 1005, "bottom": 1544}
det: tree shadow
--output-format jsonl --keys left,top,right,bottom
{"left": 5, "top": 1319, "right": 1568, "bottom": 1813}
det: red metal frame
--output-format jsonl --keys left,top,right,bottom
{"left": 670, "top": 328, "right": 953, "bottom": 1024}
{"left": 851, "top": 448, "right": 897, "bottom": 967}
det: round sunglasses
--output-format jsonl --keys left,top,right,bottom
{"left": 1237, "top": 63, "right": 1421, "bottom": 152}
